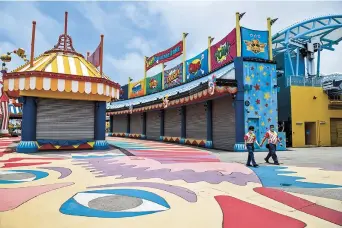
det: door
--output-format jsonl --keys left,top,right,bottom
{"left": 130, "top": 113, "right": 142, "bottom": 134}
{"left": 113, "top": 115, "right": 127, "bottom": 133}
{"left": 146, "top": 111, "right": 161, "bottom": 140}
{"left": 330, "top": 118, "right": 342, "bottom": 146}
{"left": 36, "top": 98, "right": 95, "bottom": 140}
{"left": 164, "top": 108, "right": 181, "bottom": 138}
{"left": 212, "top": 96, "right": 235, "bottom": 150}
{"left": 186, "top": 102, "right": 206, "bottom": 140}
{"left": 304, "top": 122, "right": 316, "bottom": 145}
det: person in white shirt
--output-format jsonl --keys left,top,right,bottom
{"left": 260, "top": 124, "right": 282, "bottom": 165}
{"left": 244, "top": 126, "right": 260, "bottom": 167}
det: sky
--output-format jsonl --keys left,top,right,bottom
{"left": 0, "top": 1, "right": 341, "bottom": 86}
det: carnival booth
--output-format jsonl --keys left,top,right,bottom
{"left": 2, "top": 12, "right": 120, "bottom": 152}
{"left": 107, "top": 13, "right": 286, "bottom": 152}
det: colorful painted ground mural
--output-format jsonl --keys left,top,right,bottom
{"left": 1, "top": 137, "right": 342, "bottom": 228}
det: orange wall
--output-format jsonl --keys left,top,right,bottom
{"left": 291, "top": 86, "right": 342, "bottom": 147}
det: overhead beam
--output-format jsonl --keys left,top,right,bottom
{"left": 332, "top": 17, "right": 341, "bottom": 24}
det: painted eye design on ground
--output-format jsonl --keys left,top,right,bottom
{"left": 0, "top": 170, "right": 49, "bottom": 184}
{"left": 60, "top": 188, "right": 170, "bottom": 218}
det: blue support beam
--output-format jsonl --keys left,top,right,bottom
{"left": 160, "top": 110, "right": 164, "bottom": 141}
{"left": 317, "top": 47, "right": 321, "bottom": 77}
{"left": 296, "top": 48, "right": 299, "bottom": 76}
{"left": 287, "top": 49, "right": 295, "bottom": 76}
{"left": 94, "top": 101, "right": 109, "bottom": 150}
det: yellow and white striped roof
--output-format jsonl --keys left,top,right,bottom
{"left": 11, "top": 52, "right": 109, "bottom": 79}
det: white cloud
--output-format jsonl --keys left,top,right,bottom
{"left": 126, "top": 36, "right": 154, "bottom": 55}
{"left": 121, "top": 3, "right": 151, "bottom": 29}
{"left": 0, "top": 2, "right": 61, "bottom": 57}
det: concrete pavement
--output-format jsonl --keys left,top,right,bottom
{"left": 0, "top": 137, "right": 341, "bottom": 228}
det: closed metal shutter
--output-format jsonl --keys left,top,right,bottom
{"left": 164, "top": 108, "right": 181, "bottom": 137}
{"left": 186, "top": 102, "right": 206, "bottom": 139}
{"left": 146, "top": 111, "right": 160, "bottom": 140}
{"left": 113, "top": 115, "right": 127, "bottom": 133}
{"left": 212, "top": 96, "right": 235, "bottom": 150}
{"left": 130, "top": 113, "right": 142, "bottom": 134}
{"left": 330, "top": 118, "right": 342, "bottom": 146}
{"left": 36, "top": 98, "right": 94, "bottom": 140}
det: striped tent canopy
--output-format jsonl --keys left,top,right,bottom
{"left": 3, "top": 31, "right": 120, "bottom": 102}
{"left": 9, "top": 103, "right": 22, "bottom": 117}
{"left": 10, "top": 52, "right": 110, "bottom": 79}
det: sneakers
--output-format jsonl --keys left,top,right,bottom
{"left": 264, "top": 158, "right": 270, "bottom": 163}
{"left": 274, "top": 162, "right": 280, "bottom": 165}
{"left": 246, "top": 164, "right": 259, "bottom": 167}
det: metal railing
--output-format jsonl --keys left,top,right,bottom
{"left": 286, "top": 76, "right": 323, "bottom": 87}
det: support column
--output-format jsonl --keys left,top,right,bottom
{"left": 142, "top": 112, "right": 146, "bottom": 139}
{"left": 233, "top": 57, "right": 246, "bottom": 152}
{"left": 109, "top": 115, "right": 114, "bottom": 136}
{"left": 94, "top": 101, "right": 109, "bottom": 150}
{"left": 205, "top": 100, "right": 213, "bottom": 148}
{"left": 180, "top": 106, "right": 186, "bottom": 144}
{"left": 126, "top": 114, "right": 131, "bottom": 137}
{"left": 317, "top": 47, "right": 321, "bottom": 77}
{"left": 17, "top": 96, "right": 38, "bottom": 153}
{"left": 160, "top": 109, "right": 164, "bottom": 141}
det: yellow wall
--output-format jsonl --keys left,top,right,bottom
{"left": 291, "top": 86, "right": 342, "bottom": 147}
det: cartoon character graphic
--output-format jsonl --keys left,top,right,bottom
{"left": 208, "top": 75, "right": 216, "bottom": 96}
{"left": 187, "top": 54, "right": 205, "bottom": 80}
{"left": 162, "top": 95, "right": 169, "bottom": 109}
{"left": 166, "top": 69, "right": 180, "bottom": 85}
{"left": 149, "top": 78, "right": 158, "bottom": 89}
{"left": 244, "top": 39, "right": 267, "bottom": 54}
{"left": 215, "top": 42, "right": 230, "bottom": 63}
{"left": 132, "top": 82, "right": 142, "bottom": 94}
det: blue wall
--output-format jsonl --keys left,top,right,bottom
{"left": 242, "top": 61, "right": 284, "bottom": 150}
{"left": 120, "top": 84, "right": 128, "bottom": 100}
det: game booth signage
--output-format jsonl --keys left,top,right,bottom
{"left": 2, "top": 12, "right": 120, "bottom": 152}
{"left": 107, "top": 13, "right": 286, "bottom": 151}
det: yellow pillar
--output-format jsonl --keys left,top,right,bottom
{"left": 235, "top": 12, "right": 242, "bottom": 57}
{"left": 182, "top": 32, "right": 188, "bottom": 82}
{"left": 162, "top": 63, "right": 165, "bottom": 90}
{"left": 208, "top": 36, "right": 213, "bottom": 72}
{"left": 144, "top": 56, "right": 147, "bottom": 94}
{"left": 267, "top": 17, "right": 273, "bottom": 61}
{"left": 128, "top": 77, "right": 131, "bottom": 99}
{"left": 144, "top": 56, "right": 147, "bottom": 79}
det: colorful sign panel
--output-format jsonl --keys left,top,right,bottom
{"left": 241, "top": 27, "right": 269, "bottom": 60}
{"left": 129, "top": 79, "right": 146, "bottom": 98}
{"left": 164, "top": 63, "right": 183, "bottom": 89}
{"left": 145, "top": 41, "right": 183, "bottom": 71}
{"left": 185, "top": 50, "right": 209, "bottom": 81}
{"left": 210, "top": 28, "right": 237, "bottom": 72}
{"left": 146, "top": 72, "right": 162, "bottom": 94}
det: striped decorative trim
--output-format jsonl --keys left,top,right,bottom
{"left": 163, "top": 136, "right": 181, "bottom": 143}
{"left": 107, "top": 86, "right": 237, "bottom": 115}
{"left": 12, "top": 53, "right": 103, "bottom": 78}
{"left": 4, "top": 76, "right": 119, "bottom": 99}
{"left": 184, "top": 138, "right": 206, "bottom": 147}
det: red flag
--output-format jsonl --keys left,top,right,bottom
{"left": 87, "top": 44, "right": 101, "bottom": 68}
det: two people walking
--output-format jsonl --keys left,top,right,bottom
{"left": 244, "top": 124, "right": 282, "bottom": 167}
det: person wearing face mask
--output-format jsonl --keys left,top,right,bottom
{"left": 260, "top": 124, "right": 282, "bottom": 165}
{"left": 244, "top": 126, "right": 260, "bottom": 167}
